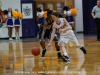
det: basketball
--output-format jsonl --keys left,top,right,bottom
{"left": 31, "top": 47, "right": 40, "bottom": 56}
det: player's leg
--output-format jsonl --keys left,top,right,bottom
{"left": 59, "top": 42, "right": 70, "bottom": 61}
{"left": 40, "top": 30, "right": 48, "bottom": 57}
{"left": 39, "top": 25, "right": 47, "bottom": 57}
{"left": 72, "top": 35, "right": 87, "bottom": 54}
{"left": 40, "top": 39, "right": 46, "bottom": 57}
{"left": 53, "top": 34, "right": 63, "bottom": 59}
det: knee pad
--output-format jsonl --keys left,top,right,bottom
{"left": 39, "top": 40, "right": 45, "bottom": 49}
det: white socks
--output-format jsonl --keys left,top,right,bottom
{"left": 61, "top": 46, "right": 68, "bottom": 56}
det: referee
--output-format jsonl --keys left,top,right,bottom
{"left": 91, "top": 0, "right": 100, "bottom": 41}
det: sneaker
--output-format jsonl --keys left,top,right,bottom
{"left": 16, "top": 37, "right": 18, "bottom": 40}
{"left": 18, "top": 37, "right": 20, "bottom": 40}
{"left": 9, "top": 38, "right": 13, "bottom": 41}
{"left": 80, "top": 47, "right": 87, "bottom": 54}
{"left": 58, "top": 55, "right": 64, "bottom": 60}
{"left": 63, "top": 56, "right": 70, "bottom": 61}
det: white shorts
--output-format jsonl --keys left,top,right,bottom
{"left": 58, "top": 30, "right": 80, "bottom": 47}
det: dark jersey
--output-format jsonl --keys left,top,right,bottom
{"left": 43, "top": 18, "right": 54, "bottom": 39}
{"left": 45, "top": 18, "right": 54, "bottom": 31}
{"left": 37, "top": 18, "right": 54, "bottom": 40}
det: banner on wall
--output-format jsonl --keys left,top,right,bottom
{"left": 22, "top": 3, "right": 33, "bottom": 19}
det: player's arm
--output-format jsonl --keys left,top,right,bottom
{"left": 48, "top": 24, "right": 56, "bottom": 46}
{"left": 41, "top": 19, "right": 47, "bottom": 39}
{"left": 63, "top": 18, "right": 72, "bottom": 31}
{"left": 91, "top": 12, "right": 96, "bottom": 19}
{"left": 91, "top": 7, "right": 96, "bottom": 19}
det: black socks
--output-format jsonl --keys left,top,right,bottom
{"left": 41, "top": 48, "right": 46, "bottom": 57}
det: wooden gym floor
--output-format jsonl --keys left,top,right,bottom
{"left": 0, "top": 34, "right": 100, "bottom": 75}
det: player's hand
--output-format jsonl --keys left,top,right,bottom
{"left": 47, "top": 43, "right": 51, "bottom": 50}
{"left": 93, "top": 16, "right": 96, "bottom": 19}
{"left": 59, "top": 29, "right": 64, "bottom": 33}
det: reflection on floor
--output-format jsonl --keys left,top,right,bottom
{"left": 0, "top": 33, "right": 100, "bottom": 75}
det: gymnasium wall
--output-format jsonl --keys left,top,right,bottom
{"left": 0, "top": 0, "right": 96, "bottom": 38}
{"left": 21, "top": 0, "right": 36, "bottom": 37}
{"left": 0, "top": 0, "right": 36, "bottom": 38}
{"left": 0, "top": 0, "right": 22, "bottom": 38}
{"left": 65, "top": 0, "right": 83, "bottom": 32}
{"left": 82, "top": 0, "right": 97, "bottom": 34}
{"left": 74, "top": 0, "right": 83, "bottom": 32}
{"left": 65, "top": 0, "right": 97, "bottom": 33}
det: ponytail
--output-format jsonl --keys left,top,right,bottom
{"left": 58, "top": 13, "right": 63, "bottom": 18}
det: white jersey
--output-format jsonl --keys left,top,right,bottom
{"left": 53, "top": 18, "right": 72, "bottom": 35}
{"left": 53, "top": 18, "right": 79, "bottom": 46}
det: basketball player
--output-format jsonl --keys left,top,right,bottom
{"left": 39, "top": 9, "right": 63, "bottom": 59}
{"left": 47, "top": 12, "right": 87, "bottom": 61}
